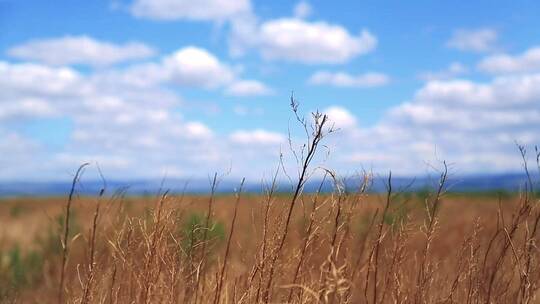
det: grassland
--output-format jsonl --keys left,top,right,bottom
{"left": 0, "top": 184, "right": 539, "bottom": 304}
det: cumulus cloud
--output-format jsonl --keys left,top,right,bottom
{"left": 257, "top": 19, "right": 376, "bottom": 63}
{"left": 5, "top": 43, "right": 247, "bottom": 93}
{"left": 322, "top": 106, "right": 357, "bottom": 129}
{"left": 225, "top": 80, "right": 273, "bottom": 96}
{"left": 446, "top": 28, "right": 498, "bottom": 53}
{"left": 309, "top": 71, "right": 389, "bottom": 88}
{"left": 0, "top": 58, "right": 277, "bottom": 180}
{"left": 229, "top": 129, "right": 285, "bottom": 145}
{"left": 0, "top": 97, "right": 56, "bottom": 120}
{"left": 7, "top": 36, "right": 155, "bottom": 66}
{"left": 478, "top": 46, "right": 540, "bottom": 74}
{"left": 3, "top": 54, "right": 540, "bottom": 178}
{"left": 127, "top": 0, "right": 375, "bottom": 65}
{"left": 0, "top": 60, "right": 225, "bottom": 178}
{"left": 163, "top": 47, "right": 235, "bottom": 88}
{"left": 130, "top": 0, "right": 250, "bottom": 21}
{"left": 327, "top": 73, "right": 540, "bottom": 174}
{"left": 230, "top": 17, "right": 376, "bottom": 64}
{"left": 184, "top": 121, "right": 214, "bottom": 139}
{"left": 412, "top": 75, "right": 540, "bottom": 107}
{"left": 95, "top": 46, "right": 271, "bottom": 93}
{"left": 0, "top": 61, "right": 85, "bottom": 99}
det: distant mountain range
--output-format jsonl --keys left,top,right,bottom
{"left": 0, "top": 172, "right": 538, "bottom": 197}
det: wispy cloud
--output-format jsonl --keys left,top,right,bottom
{"left": 229, "top": 129, "right": 285, "bottom": 145}
{"left": 7, "top": 36, "right": 156, "bottom": 66}
{"left": 478, "top": 46, "right": 540, "bottom": 74}
{"left": 309, "top": 71, "right": 389, "bottom": 87}
{"left": 225, "top": 80, "right": 273, "bottom": 96}
{"left": 130, "top": 0, "right": 251, "bottom": 21}
{"left": 418, "top": 62, "right": 468, "bottom": 81}
{"left": 293, "top": 1, "right": 312, "bottom": 19}
{"left": 446, "top": 28, "right": 498, "bottom": 53}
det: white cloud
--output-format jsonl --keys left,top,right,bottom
{"left": 99, "top": 47, "right": 273, "bottom": 93}
{"left": 413, "top": 75, "right": 540, "bottom": 107}
{"left": 91, "top": 63, "right": 167, "bottom": 88}
{"left": 229, "top": 129, "right": 285, "bottom": 145}
{"left": 0, "top": 59, "right": 280, "bottom": 180}
{"left": 230, "top": 17, "right": 376, "bottom": 64}
{"left": 228, "top": 12, "right": 260, "bottom": 57}
{"left": 412, "top": 79, "right": 493, "bottom": 106}
{"left": 163, "top": 47, "right": 235, "bottom": 88}
{"left": 130, "top": 0, "right": 250, "bottom": 21}
{"left": 184, "top": 121, "right": 214, "bottom": 139}
{"left": 0, "top": 97, "right": 56, "bottom": 120}
{"left": 5, "top": 44, "right": 247, "bottom": 96}
{"left": 4, "top": 26, "right": 540, "bottom": 181}
{"left": 2, "top": 57, "right": 540, "bottom": 178}
{"left": 322, "top": 106, "right": 357, "bottom": 129}
{"left": 0, "top": 129, "right": 45, "bottom": 179}
{"left": 478, "top": 46, "right": 540, "bottom": 74}
{"left": 7, "top": 36, "right": 155, "bottom": 66}
{"left": 0, "top": 60, "right": 226, "bottom": 178}
{"left": 328, "top": 73, "right": 540, "bottom": 174}
{"left": 0, "top": 61, "right": 85, "bottom": 97}
{"left": 225, "top": 80, "right": 273, "bottom": 96}
{"left": 293, "top": 1, "right": 312, "bottom": 19}
{"left": 257, "top": 19, "right": 376, "bottom": 63}
{"left": 418, "top": 62, "right": 468, "bottom": 81}
{"left": 128, "top": 0, "right": 374, "bottom": 66}
{"left": 222, "top": 2, "right": 376, "bottom": 64}
{"left": 446, "top": 28, "right": 498, "bottom": 53}
{"left": 309, "top": 71, "right": 389, "bottom": 87}
{"left": 0, "top": 62, "right": 88, "bottom": 119}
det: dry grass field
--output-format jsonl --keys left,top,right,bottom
{"left": 0, "top": 184, "right": 539, "bottom": 303}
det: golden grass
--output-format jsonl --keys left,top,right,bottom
{"left": 0, "top": 187, "right": 539, "bottom": 304}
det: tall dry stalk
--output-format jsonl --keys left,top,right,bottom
{"left": 263, "top": 97, "right": 332, "bottom": 303}
{"left": 213, "top": 178, "right": 245, "bottom": 304}
{"left": 287, "top": 173, "right": 327, "bottom": 303}
{"left": 80, "top": 191, "right": 104, "bottom": 304}
{"left": 81, "top": 167, "right": 107, "bottom": 304}
{"left": 194, "top": 173, "right": 219, "bottom": 303}
{"left": 372, "top": 172, "right": 393, "bottom": 304}
{"left": 58, "top": 162, "right": 89, "bottom": 304}
{"left": 414, "top": 162, "right": 448, "bottom": 304}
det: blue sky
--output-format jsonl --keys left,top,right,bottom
{"left": 1, "top": 0, "right": 540, "bottom": 181}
